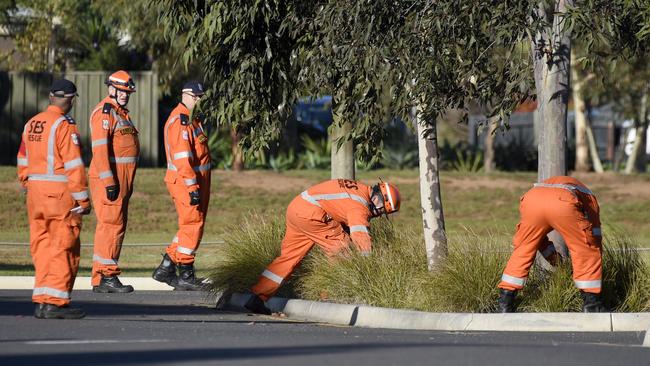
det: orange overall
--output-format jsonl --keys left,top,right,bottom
{"left": 163, "top": 103, "right": 211, "bottom": 264}
{"left": 499, "top": 176, "right": 603, "bottom": 294}
{"left": 88, "top": 97, "right": 140, "bottom": 286}
{"left": 251, "top": 179, "right": 373, "bottom": 301}
{"left": 17, "top": 105, "right": 90, "bottom": 306}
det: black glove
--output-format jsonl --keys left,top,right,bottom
{"left": 189, "top": 190, "right": 200, "bottom": 206}
{"left": 106, "top": 185, "right": 119, "bottom": 201}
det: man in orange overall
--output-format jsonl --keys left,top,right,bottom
{"left": 88, "top": 70, "right": 140, "bottom": 293}
{"left": 17, "top": 79, "right": 91, "bottom": 319}
{"left": 498, "top": 176, "right": 606, "bottom": 313}
{"left": 245, "top": 179, "right": 401, "bottom": 314}
{"left": 152, "top": 81, "right": 211, "bottom": 291}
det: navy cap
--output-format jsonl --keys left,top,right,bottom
{"left": 50, "top": 79, "right": 78, "bottom": 98}
{"left": 182, "top": 80, "right": 205, "bottom": 96}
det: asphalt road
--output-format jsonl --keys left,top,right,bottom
{"left": 0, "top": 290, "right": 648, "bottom": 366}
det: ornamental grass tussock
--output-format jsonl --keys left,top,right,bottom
{"left": 206, "top": 213, "right": 650, "bottom": 313}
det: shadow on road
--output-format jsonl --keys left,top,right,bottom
{"left": 0, "top": 343, "right": 435, "bottom": 365}
{"left": 0, "top": 294, "right": 216, "bottom": 317}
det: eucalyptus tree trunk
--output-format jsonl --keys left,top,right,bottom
{"left": 571, "top": 52, "right": 603, "bottom": 173}
{"left": 585, "top": 105, "right": 605, "bottom": 173}
{"left": 531, "top": 0, "right": 573, "bottom": 260}
{"left": 230, "top": 128, "right": 244, "bottom": 172}
{"left": 483, "top": 118, "right": 497, "bottom": 173}
{"left": 415, "top": 108, "right": 447, "bottom": 271}
{"left": 330, "top": 113, "right": 355, "bottom": 180}
{"left": 572, "top": 55, "right": 590, "bottom": 172}
{"left": 625, "top": 89, "right": 649, "bottom": 174}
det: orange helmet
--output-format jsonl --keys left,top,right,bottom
{"left": 370, "top": 181, "right": 401, "bottom": 217}
{"left": 105, "top": 70, "right": 136, "bottom": 92}
{"left": 379, "top": 182, "right": 401, "bottom": 214}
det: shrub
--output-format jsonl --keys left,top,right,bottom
{"left": 207, "top": 214, "right": 650, "bottom": 313}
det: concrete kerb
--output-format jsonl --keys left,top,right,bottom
{"left": 2, "top": 277, "right": 648, "bottom": 333}
{"left": 226, "top": 293, "right": 650, "bottom": 332}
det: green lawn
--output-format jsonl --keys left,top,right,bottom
{"left": 1, "top": 166, "right": 649, "bottom": 276}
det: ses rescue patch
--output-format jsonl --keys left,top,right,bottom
{"left": 182, "top": 130, "right": 189, "bottom": 140}
{"left": 119, "top": 127, "right": 136, "bottom": 135}
{"left": 71, "top": 133, "right": 80, "bottom": 145}
{"left": 102, "top": 119, "right": 110, "bottom": 130}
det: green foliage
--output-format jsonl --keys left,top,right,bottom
{"left": 208, "top": 127, "right": 233, "bottom": 170}
{"left": 381, "top": 146, "right": 418, "bottom": 170}
{"left": 206, "top": 214, "right": 303, "bottom": 299}
{"left": 269, "top": 150, "right": 298, "bottom": 172}
{"left": 154, "top": 0, "right": 315, "bottom": 152}
{"left": 299, "top": 135, "right": 331, "bottom": 169}
{"left": 428, "top": 232, "right": 509, "bottom": 312}
{"left": 450, "top": 149, "right": 484, "bottom": 173}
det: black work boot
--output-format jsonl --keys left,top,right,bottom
{"left": 498, "top": 289, "right": 517, "bottom": 313}
{"left": 152, "top": 253, "right": 178, "bottom": 286}
{"left": 93, "top": 275, "right": 134, "bottom": 293}
{"left": 34, "top": 303, "right": 85, "bottom": 319}
{"left": 174, "top": 263, "right": 205, "bottom": 291}
{"left": 244, "top": 294, "right": 272, "bottom": 315}
{"left": 581, "top": 291, "right": 608, "bottom": 313}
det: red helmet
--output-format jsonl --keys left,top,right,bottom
{"left": 105, "top": 70, "right": 136, "bottom": 92}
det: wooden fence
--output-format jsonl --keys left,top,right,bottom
{"left": 0, "top": 71, "right": 159, "bottom": 166}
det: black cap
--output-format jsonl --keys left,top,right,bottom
{"left": 182, "top": 80, "right": 205, "bottom": 96}
{"left": 50, "top": 79, "right": 78, "bottom": 98}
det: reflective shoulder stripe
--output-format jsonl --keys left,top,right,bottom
{"left": 93, "top": 254, "right": 118, "bottom": 265}
{"left": 261, "top": 269, "right": 284, "bottom": 284}
{"left": 173, "top": 151, "right": 193, "bottom": 160}
{"left": 47, "top": 116, "right": 67, "bottom": 175}
{"left": 63, "top": 157, "right": 84, "bottom": 170}
{"left": 99, "top": 170, "right": 114, "bottom": 179}
{"left": 574, "top": 279, "right": 601, "bottom": 289}
{"left": 350, "top": 225, "right": 369, "bottom": 234}
{"left": 33, "top": 287, "right": 70, "bottom": 299}
{"left": 176, "top": 246, "right": 195, "bottom": 256}
{"left": 164, "top": 117, "right": 179, "bottom": 165}
{"left": 92, "top": 138, "right": 108, "bottom": 148}
{"left": 28, "top": 174, "right": 68, "bottom": 182}
{"left": 71, "top": 190, "right": 89, "bottom": 201}
{"left": 501, "top": 273, "right": 526, "bottom": 287}
{"left": 17, "top": 158, "right": 28, "bottom": 166}
{"left": 184, "top": 178, "right": 197, "bottom": 186}
{"left": 592, "top": 227, "right": 602, "bottom": 237}
{"left": 348, "top": 194, "right": 369, "bottom": 206}
{"left": 533, "top": 183, "right": 594, "bottom": 196}
{"left": 301, "top": 191, "right": 321, "bottom": 207}
{"left": 302, "top": 191, "right": 369, "bottom": 207}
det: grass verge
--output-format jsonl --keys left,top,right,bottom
{"left": 206, "top": 214, "right": 650, "bottom": 313}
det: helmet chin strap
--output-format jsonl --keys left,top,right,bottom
{"left": 110, "top": 88, "right": 127, "bottom": 107}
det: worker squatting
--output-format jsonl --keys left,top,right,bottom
{"left": 17, "top": 74, "right": 606, "bottom": 319}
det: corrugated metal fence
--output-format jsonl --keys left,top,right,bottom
{"left": 0, "top": 71, "right": 159, "bottom": 166}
